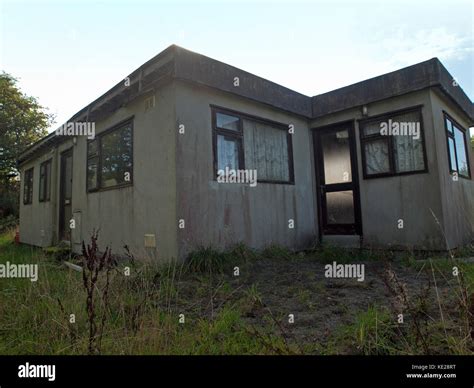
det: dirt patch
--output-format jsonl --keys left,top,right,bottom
{"left": 152, "top": 255, "right": 465, "bottom": 354}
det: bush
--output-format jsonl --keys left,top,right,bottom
{"left": 0, "top": 182, "right": 19, "bottom": 218}
{"left": 0, "top": 215, "right": 17, "bottom": 233}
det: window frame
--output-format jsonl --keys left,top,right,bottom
{"left": 39, "top": 159, "right": 52, "bottom": 202}
{"left": 86, "top": 117, "right": 134, "bottom": 193}
{"left": 358, "top": 106, "right": 428, "bottom": 179}
{"left": 211, "top": 106, "right": 295, "bottom": 185}
{"left": 443, "top": 111, "right": 471, "bottom": 179}
{"left": 23, "top": 167, "right": 34, "bottom": 205}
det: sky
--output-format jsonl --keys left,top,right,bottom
{"left": 1, "top": 0, "right": 473, "bottom": 133}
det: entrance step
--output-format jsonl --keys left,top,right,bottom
{"left": 322, "top": 235, "right": 361, "bottom": 249}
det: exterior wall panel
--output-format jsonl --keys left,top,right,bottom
{"left": 174, "top": 81, "right": 317, "bottom": 258}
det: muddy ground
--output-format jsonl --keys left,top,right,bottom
{"left": 152, "top": 254, "right": 465, "bottom": 353}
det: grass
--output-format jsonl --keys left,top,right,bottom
{"left": 0, "top": 228, "right": 472, "bottom": 355}
{"left": 0, "top": 229, "right": 286, "bottom": 355}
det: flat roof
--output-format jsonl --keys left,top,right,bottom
{"left": 18, "top": 45, "right": 473, "bottom": 164}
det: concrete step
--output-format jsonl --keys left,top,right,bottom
{"left": 322, "top": 235, "right": 361, "bottom": 249}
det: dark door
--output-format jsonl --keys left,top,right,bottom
{"left": 313, "top": 122, "right": 362, "bottom": 235}
{"left": 59, "top": 149, "right": 73, "bottom": 241}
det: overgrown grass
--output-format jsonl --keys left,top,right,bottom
{"left": 0, "top": 230, "right": 286, "bottom": 355}
{"left": 0, "top": 230, "right": 472, "bottom": 355}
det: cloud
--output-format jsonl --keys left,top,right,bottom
{"left": 378, "top": 27, "right": 473, "bottom": 67}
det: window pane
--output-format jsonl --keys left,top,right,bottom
{"left": 45, "top": 162, "right": 51, "bottom": 200}
{"left": 362, "top": 120, "right": 382, "bottom": 137}
{"left": 326, "top": 191, "right": 355, "bottom": 224}
{"left": 217, "top": 135, "right": 240, "bottom": 171}
{"left": 320, "top": 129, "right": 352, "bottom": 184}
{"left": 39, "top": 162, "right": 51, "bottom": 201}
{"left": 24, "top": 169, "right": 33, "bottom": 204}
{"left": 216, "top": 112, "right": 240, "bottom": 131}
{"left": 39, "top": 165, "right": 45, "bottom": 201}
{"left": 101, "top": 124, "right": 133, "bottom": 188}
{"left": 243, "top": 119, "right": 290, "bottom": 181}
{"left": 448, "top": 137, "right": 457, "bottom": 172}
{"left": 387, "top": 110, "right": 424, "bottom": 173}
{"left": 64, "top": 156, "right": 73, "bottom": 199}
{"left": 364, "top": 139, "right": 390, "bottom": 175}
{"left": 454, "top": 127, "right": 468, "bottom": 176}
{"left": 445, "top": 117, "right": 453, "bottom": 133}
{"left": 88, "top": 139, "right": 98, "bottom": 157}
{"left": 24, "top": 171, "right": 29, "bottom": 203}
{"left": 87, "top": 157, "right": 99, "bottom": 190}
{"left": 393, "top": 135, "right": 425, "bottom": 173}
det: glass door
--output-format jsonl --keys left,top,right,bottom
{"left": 314, "top": 123, "right": 361, "bottom": 235}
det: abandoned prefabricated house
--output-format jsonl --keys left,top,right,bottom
{"left": 18, "top": 45, "right": 474, "bottom": 260}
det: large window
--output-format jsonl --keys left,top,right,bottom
{"left": 359, "top": 108, "right": 426, "bottom": 178}
{"left": 87, "top": 120, "right": 133, "bottom": 191}
{"left": 212, "top": 108, "right": 294, "bottom": 183}
{"left": 39, "top": 159, "right": 52, "bottom": 202}
{"left": 444, "top": 113, "right": 470, "bottom": 179}
{"left": 23, "top": 168, "right": 34, "bottom": 205}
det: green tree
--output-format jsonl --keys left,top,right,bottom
{"left": 0, "top": 72, "right": 54, "bottom": 216}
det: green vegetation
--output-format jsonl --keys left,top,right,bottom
{"left": 0, "top": 229, "right": 472, "bottom": 355}
{"left": 0, "top": 72, "right": 54, "bottom": 218}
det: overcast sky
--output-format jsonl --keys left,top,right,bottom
{"left": 1, "top": 0, "right": 473, "bottom": 132}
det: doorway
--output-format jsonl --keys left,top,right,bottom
{"left": 313, "top": 122, "right": 362, "bottom": 237}
{"left": 59, "top": 148, "right": 73, "bottom": 241}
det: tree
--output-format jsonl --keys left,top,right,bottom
{"left": 0, "top": 72, "right": 54, "bottom": 178}
{"left": 0, "top": 72, "right": 54, "bottom": 216}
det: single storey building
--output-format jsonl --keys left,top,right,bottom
{"left": 18, "top": 45, "right": 474, "bottom": 260}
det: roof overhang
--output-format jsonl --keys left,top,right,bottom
{"left": 18, "top": 46, "right": 473, "bottom": 166}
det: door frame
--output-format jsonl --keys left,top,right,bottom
{"left": 312, "top": 120, "right": 363, "bottom": 240}
{"left": 59, "top": 147, "right": 73, "bottom": 242}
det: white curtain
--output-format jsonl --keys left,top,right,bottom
{"left": 365, "top": 140, "right": 390, "bottom": 174}
{"left": 217, "top": 135, "right": 239, "bottom": 170}
{"left": 243, "top": 119, "right": 290, "bottom": 181}
{"left": 392, "top": 111, "right": 425, "bottom": 172}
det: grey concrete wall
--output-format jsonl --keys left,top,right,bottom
{"left": 174, "top": 80, "right": 317, "bottom": 258}
{"left": 19, "top": 83, "right": 178, "bottom": 261}
{"left": 310, "top": 89, "right": 447, "bottom": 250}
{"left": 19, "top": 79, "right": 471, "bottom": 258}
{"left": 19, "top": 145, "right": 65, "bottom": 247}
{"left": 429, "top": 89, "right": 474, "bottom": 249}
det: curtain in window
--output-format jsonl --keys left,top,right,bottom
{"left": 217, "top": 135, "right": 239, "bottom": 170}
{"left": 243, "top": 120, "right": 289, "bottom": 181}
{"left": 391, "top": 111, "right": 425, "bottom": 173}
{"left": 364, "top": 140, "right": 390, "bottom": 174}
{"left": 393, "top": 135, "right": 425, "bottom": 172}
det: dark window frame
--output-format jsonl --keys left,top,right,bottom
{"left": 443, "top": 111, "right": 471, "bottom": 179}
{"left": 39, "top": 159, "right": 52, "bottom": 202}
{"left": 211, "top": 106, "right": 295, "bottom": 185}
{"left": 23, "top": 167, "right": 34, "bottom": 205}
{"left": 86, "top": 117, "right": 134, "bottom": 193}
{"left": 358, "top": 106, "right": 428, "bottom": 179}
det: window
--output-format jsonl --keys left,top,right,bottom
{"left": 214, "top": 112, "right": 244, "bottom": 173}
{"left": 39, "top": 159, "right": 52, "bottom": 202}
{"left": 359, "top": 108, "right": 426, "bottom": 178}
{"left": 87, "top": 120, "right": 133, "bottom": 191}
{"left": 444, "top": 113, "right": 470, "bottom": 178}
{"left": 212, "top": 108, "right": 294, "bottom": 183}
{"left": 23, "top": 168, "right": 34, "bottom": 205}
